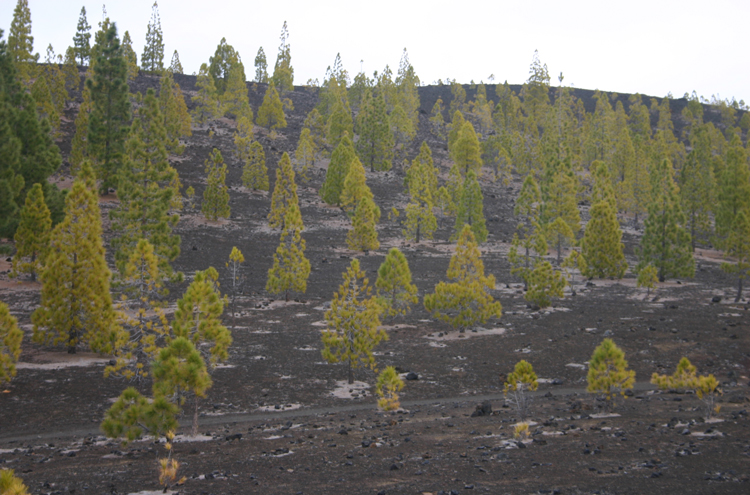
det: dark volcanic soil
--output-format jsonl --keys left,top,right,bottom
{"left": 0, "top": 73, "right": 749, "bottom": 495}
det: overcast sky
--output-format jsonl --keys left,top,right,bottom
{"left": 2, "top": 0, "right": 748, "bottom": 103}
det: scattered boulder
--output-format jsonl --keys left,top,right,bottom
{"left": 711, "top": 295, "right": 722, "bottom": 303}
{"left": 471, "top": 401, "right": 492, "bottom": 417}
{"left": 405, "top": 372, "right": 419, "bottom": 381}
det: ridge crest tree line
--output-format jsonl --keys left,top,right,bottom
{"left": 0, "top": 0, "right": 744, "bottom": 489}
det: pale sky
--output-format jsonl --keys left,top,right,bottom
{"left": 2, "top": 0, "right": 748, "bottom": 104}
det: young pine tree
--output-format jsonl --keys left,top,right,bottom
{"left": 271, "top": 21, "right": 294, "bottom": 92}
{"left": 235, "top": 117, "right": 269, "bottom": 191}
{"left": 87, "top": 21, "right": 131, "bottom": 194}
{"left": 424, "top": 225, "right": 502, "bottom": 331}
{"left": 320, "top": 133, "right": 356, "bottom": 206}
{"left": 375, "top": 247, "right": 418, "bottom": 318}
{"left": 221, "top": 64, "right": 253, "bottom": 121}
{"left": 347, "top": 196, "right": 380, "bottom": 252}
{"left": 637, "top": 159, "right": 694, "bottom": 282}
{"left": 256, "top": 81, "right": 287, "bottom": 132}
{"left": 111, "top": 88, "right": 180, "bottom": 281}
{"left": 254, "top": 46, "right": 268, "bottom": 83}
{"left": 525, "top": 260, "right": 566, "bottom": 308}
{"left": 0, "top": 468, "right": 30, "bottom": 495}
{"left": 454, "top": 169, "right": 488, "bottom": 243}
{"left": 268, "top": 153, "right": 299, "bottom": 229}
{"left": 503, "top": 360, "right": 538, "bottom": 420}
{"left": 404, "top": 143, "right": 438, "bottom": 243}
{"left": 31, "top": 162, "right": 123, "bottom": 354}
{"left": 715, "top": 134, "right": 750, "bottom": 247}
{"left": 581, "top": 201, "right": 628, "bottom": 279}
{"left": 356, "top": 89, "right": 393, "bottom": 172}
{"left": 266, "top": 203, "right": 311, "bottom": 301}
{"left": 225, "top": 246, "right": 244, "bottom": 326}
{"left": 376, "top": 366, "right": 405, "bottom": 411}
{"left": 321, "top": 258, "right": 386, "bottom": 384}
{"left": 105, "top": 239, "right": 171, "bottom": 381}
{"left": 1, "top": 300, "right": 23, "bottom": 386}
{"left": 152, "top": 337, "right": 213, "bottom": 437}
{"left": 10, "top": 183, "right": 51, "bottom": 282}
{"left": 169, "top": 50, "right": 183, "bottom": 74}
{"left": 171, "top": 266, "right": 232, "bottom": 369}
{"left": 340, "top": 155, "right": 374, "bottom": 218}
{"left": 587, "top": 338, "right": 635, "bottom": 411}
{"left": 159, "top": 70, "right": 192, "bottom": 154}
{"left": 191, "top": 63, "right": 222, "bottom": 124}
{"left": 202, "top": 149, "right": 230, "bottom": 221}
{"left": 294, "top": 127, "right": 316, "bottom": 182}
{"left": 450, "top": 120, "right": 483, "bottom": 176}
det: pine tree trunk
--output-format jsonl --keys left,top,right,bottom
{"left": 192, "top": 395, "right": 199, "bottom": 437}
{"left": 68, "top": 252, "right": 78, "bottom": 354}
{"left": 348, "top": 358, "right": 353, "bottom": 385}
{"left": 735, "top": 276, "right": 743, "bottom": 303}
{"left": 30, "top": 253, "right": 36, "bottom": 282}
{"left": 416, "top": 220, "right": 420, "bottom": 244}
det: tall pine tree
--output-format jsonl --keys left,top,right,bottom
{"left": 266, "top": 203, "right": 310, "bottom": 301}
{"left": 202, "top": 149, "right": 230, "bottom": 221}
{"left": 268, "top": 153, "right": 299, "bottom": 229}
{"left": 141, "top": 1, "right": 164, "bottom": 72}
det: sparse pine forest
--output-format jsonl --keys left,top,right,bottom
{"left": 1, "top": 1, "right": 749, "bottom": 494}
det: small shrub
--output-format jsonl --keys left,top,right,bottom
{"left": 376, "top": 366, "right": 404, "bottom": 411}
{"left": 513, "top": 422, "right": 530, "bottom": 440}
{"left": 651, "top": 357, "right": 722, "bottom": 420}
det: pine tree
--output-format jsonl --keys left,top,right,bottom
{"left": 208, "top": 38, "right": 242, "bottom": 95}
{"left": 236, "top": 117, "right": 269, "bottom": 191}
{"left": 611, "top": 102, "right": 636, "bottom": 212}
{"left": 389, "top": 104, "right": 415, "bottom": 153}
{"left": 321, "top": 258, "right": 386, "bottom": 384}
{"left": 70, "top": 85, "right": 92, "bottom": 173}
{"left": 141, "top": 1, "right": 164, "bottom": 72}
{"left": 30, "top": 72, "right": 58, "bottom": 133}
{"left": 171, "top": 266, "right": 231, "bottom": 369}
{"left": 721, "top": 210, "right": 750, "bottom": 302}
{"left": 294, "top": 127, "right": 316, "bottom": 182}
{"left": 271, "top": 21, "right": 294, "bottom": 92}
{"left": 73, "top": 6, "right": 91, "bottom": 65}
{"left": 101, "top": 387, "right": 179, "bottom": 444}
{"left": 87, "top": 21, "right": 130, "bottom": 194}
{"left": 10, "top": 183, "right": 51, "bottom": 282}
{"left": 8, "top": 0, "right": 38, "bottom": 85}
{"left": 327, "top": 101, "right": 353, "bottom": 150}
{"left": 637, "top": 159, "right": 694, "bottom": 282}
{"left": 450, "top": 120, "right": 483, "bottom": 175}
{"left": 375, "top": 247, "right": 418, "bottom": 318}
{"left": 111, "top": 88, "right": 180, "bottom": 281}
{"left": 254, "top": 47, "right": 268, "bottom": 83}
{"left": 304, "top": 108, "right": 327, "bottom": 152}
{"left": 191, "top": 63, "right": 221, "bottom": 124}
{"left": 590, "top": 160, "right": 616, "bottom": 213}
{"left": 225, "top": 246, "right": 244, "bottom": 326}
{"left": 256, "top": 81, "right": 286, "bottom": 132}
{"left": 105, "top": 238, "right": 171, "bottom": 381}
{"left": 424, "top": 225, "right": 502, "bottom": 331}
{"left": 404, "top": 144, "right": 438, "bottom": 243}
{"left": 31, "top": 162, "right": 123, "bottom": 354}
{"left": 320, "top": 133, "right": 356, "bottom": 206}
{"left": 430, "top": 96, "right": 446, "bottom": 138}
{"left": 525, "top": 260, "right": 566, "bottom": 308}
{"left": 0, "top": 300, "right": 23, "bottom": 386}
{"left": 356, "top": 89, "right": 393, "bottom": 172}
{"left": 347, "top": 196, "right": 380, "bottom": 252}
{"left": 394, "top": 48, "right": 420, "bottom": 128}
{"left": 221, "top": 64, "right": 252, "bottom": 121}
{"left": 587, "top": 338, "right": 635, "bottom": 410}
{"left": 541, "top": 156, "right": 580, "bottom": 235}
{"left": 266, "top": 203, "right": 310, "bottom": 301}
{"left": 449, "top": 81, "right": 467, "bottom": 119}
{"left": 454, "top": 170, "right": 488, "bottom": 243}
{"left": 340, "top": 155, "right": 374, "bottom": 218}
{"left": 546, "top": 216, "right": 574, "bottom": 265}
{"left": 168, "top": 50, "right": 182, "bottom": 73}
{"left": 715, "top": 134, "right": 750, "bottom": 247}
{"left": 201, "top": 148, "right": 230, "bottom": 221}
{"left": 152, "top": 337, "right": 213, "bottom": 436}
{"left": 637, "top": 264, "right": 658, "bottom": 297}
{"left": 159, "top": 70, "right": 192, "bottom": 154}
{"left": 120, "top": 31, "right": 139, "bottom": 82}
{"left": 0, "top": 29, "right": 63, "bottom": 238}
{"left": 268, "top": 152, "right": 299, "bottom": 229}
{"left": 679, "top": 125, "right": 715, "bottom": 249}
{"left": 581, "top": 201, "right": 627, "bottom": 278}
